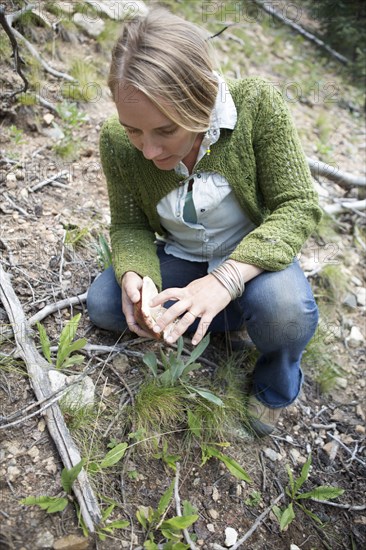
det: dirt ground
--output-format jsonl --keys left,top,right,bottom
{"left": 0, "top": 1, "right": 365, "bottom": 549}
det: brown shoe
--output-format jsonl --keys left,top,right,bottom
{"left": 247, "top": 395, "right": 282, "bottom": 437}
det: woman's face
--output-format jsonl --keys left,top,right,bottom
{"left": 115, "top": 84, "right": 201, "bottom": 171}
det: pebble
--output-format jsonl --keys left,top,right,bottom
{"left": 208, "top": 508, "right": 219, "bottom": 520}
{"left": 43, "top": 113, "right": 54, "bottom": 125}
{"left": 264, "top": 448, "right": 281, "bottom": 462}
{"left": 225, "top": 527, "right": 238, "bottom": 547}
{"left": 346, "top": 326, "right": 364, "bottom": 347}
{"left": 206, "top": 523, "right": 215, "bottom": 533}
{"left": 290, "top": 545, "right": 302, "bottom": 550}
{"left": 28, "top": 446, "right": 40, "bottom": 460}
{"left": 356, "top": 404, "right": 365, "bottom": 421}
{"left": 289, "top": 448, "right": 306, "bottom": 465}
{"left": 342, "top": 293, "right": 357, "bottom": 309}
{"left": 53, "top": 534, "right": 89, "bottom": 549}
{"left": 322, "top": 440, "right": 339, "bottom": 461}
{"left": 212, "top": 486, "right": 220, "bottom": 501}
{"left": 355, "top": 425, "right": 365, "bottom": 434}
{"left": 356, "top": 287, "right": 366, "bottom": 307}
{"left": 35, "top": 530, "right": 54, "bottom": 548}
{"left": 335, "top": 377, "right": 348, "bottom": 389}
{"left": 6, "top": 173, "right": 17, "bottom": 189}
{"left": 7, "top": 466, "right": 21, "bottom": 481}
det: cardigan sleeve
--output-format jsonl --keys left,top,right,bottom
{"left": 229, "top": 81, "right": 322, "bottom": 270}
{"left": 99, "top": 118, "right": 162, "bottom": 289}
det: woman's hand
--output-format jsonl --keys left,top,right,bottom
{"left": 121, "top": 272, "right": 155, "bottom": 338}
{"left": 149, "top": 274, "right": 232, "bottom": 345}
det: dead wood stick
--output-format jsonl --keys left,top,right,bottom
{"left": 174, "top": 462, "right": 198, "bottom": 550}
{"left": 29, "top": 170, "right": 70, "bottom": 192}
{"left": 309, "top": 499, "right": 366, "bottom": 511}
{"left": 3, "top": 192, "right": 30, "bottom": 217}
{"left": 0, "top": 265, "right": 101, "bottom": 531}
{"left": 324, "top": 199, "right": 366, "bottom": 216}
{"left": 0, "top": 5, "right": 28, "bottom": 97}
{"left": 328, "top": 433, "right": 366, "bottom": 467}
{"left": 252, "top": 0, "right": 349, "bottom": 64}
{"left": 307, "top": 157, "right": 366, "bottom": 189}
{"left": 211, "top": 492, "right": 284, "bottom": 550}
{"left": 29, "top": 292, "right": 87, "bottom": 325}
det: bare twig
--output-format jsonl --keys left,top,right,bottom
{"left": 29, "top": 170, "right": 70, "bottom": 192}
{"left": 211, "top": 492, "right": 285, "bottom": 549}
{"left": 0, "top": 4, "right": 28, "bottom": 97}
{"left": 252, "top": 0, "right": 349, "bottom": 64}
{"left": 3, "top": 192, "right": 30, "bottom": 217}
{"left": 174, "top": 462, "right": 198, "bottom": 550}
{"left": 310, "top": 499, "right": 366, "bottom": 511}
{"left": 324, "top": 199, "right": 366, "bottom": 216}
{"left": 0, "top": 265, "right": 101, "bottom": 531}
{"left": 29, "top": 292, "right": 87, "bottom": 325}
{"left": 328, "top": 433, "right": 366, "bottom": 467}
{"left": 307, "top": 157, "right": 366, "bottom": 189}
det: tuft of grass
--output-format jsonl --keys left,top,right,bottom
{"left": 63, "top": 60, "right": 101, "bottom": 102}
{"left": 315, "top": 264, "right": 348, "bottom": 302}
{"left": 61, "top": 402, "right": 98, "bottom": 431}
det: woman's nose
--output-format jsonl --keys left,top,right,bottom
{"left": 141, "top": 138, "right": 163, "bottom": 160}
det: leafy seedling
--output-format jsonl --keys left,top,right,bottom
{"left": 273, "top": 453, "right": 344, "bottom": 531}
{"left": 201, "top": 444, "right": 252, "bottom": 483}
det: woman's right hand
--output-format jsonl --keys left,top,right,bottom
{"left": 121, "top": 271, "right": 153, "bottom": 337}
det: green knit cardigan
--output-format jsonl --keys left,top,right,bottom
{"left": 99, "top": 77, "right": 322, "bottom": 289}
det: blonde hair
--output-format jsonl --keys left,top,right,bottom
{"left": 108, "top": 6, "right": 218, "bottom": 132}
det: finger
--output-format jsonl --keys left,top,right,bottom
{"left": 191, "top": 317, "right": 211, "bottom": 346}
{"left": 152, "top": 301, "right": 193, "bottom": 335}
{"left": 163, "top": 311, "right": 199, "bottom": 344}
{"left": 150, "top": 287, "right": 183, "bottom": 307}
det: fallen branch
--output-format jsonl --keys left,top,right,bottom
{"left": 211, "top": 492, "right": 284, "bottom": 549}
{"left": 29, "top": 170, "right": 70, "bottom": 192}
{"left": 3, "top": 192, "right": 30, "bottom": 218}
{"left": 307, "top": 157, "right": 366, "bottom": 189}
{"left": 0, "top": 265, "right": 102, "bottom": 531}
{"left": 252, "top": 0, "right": 349, "bottom": 64}
{"left": 0, "top": 5, "right": 28, "bottom": 97}
{"left": 310, "top": 499, "right": 366, "bottom": 511}
{"left": 174, "top": 462, "right": 198, "bottom": 550}
{"left": 324, "top": 199, "right": 366, "bottom": 216}
{"left": 29, "top": 292, "right": 87, "bottom": 325}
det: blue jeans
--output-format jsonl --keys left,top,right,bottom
{"left": 87, "top": 246, "right": 318, "bottom": 409}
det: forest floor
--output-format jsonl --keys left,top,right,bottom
{"left": 0, "top": 1, "right": 365, "bottom": 549}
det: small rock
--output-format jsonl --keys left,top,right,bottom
{"left": 35, "top": 530, "right": 54, "bottom": 548}
{"left": 264, "top": 448, "right": 280, "bottom": 462}
{"left": 346, "top": 326, "right": 364, "bottom": 348}
{"left": 355, "top": 424, "right": 365, "bottom": 434}
{"left": 289, "top": 448, "right": 306, "bottom": 465}
{"left": 44, "top": 457, "right": 57, "bottom": 474}
{"left": 212, "top": 486, "right": 220, "bottom": 501}
{"left": 356, "top": 404, "right": 365, "bottom": 421}
{"left": 225, "top": 527, "right": 238, "bottom": 547}
{"left": 206, "top": 523, "right": 215, "bottom": 533}
{"left": 335, "top": 377, "right": 348, "bottom": 389}
{"left": 73, "top": 12, "right": 105, "bottom": 37}
{"left": 38, "top": 419, "right": 46, "bottom": 432}
{"left": 342, "top": 293, "right": 357, "bottom": 309}
{"left": 6, "top": 173, "right": 17, "bottom": 189}
{"left": 18, "top": 188, "right": 28, "bottom": 201}
{"left": 290, "top": 545, "right": 301, "bottom": 550}
{"left": 27, "top": 446, "right": 40, "bottom": 460}
{"left": 48, "top": 370, "right": 95, "bottom": 409}
{"left": 208, "top": 508, "right": 219, "bottom": 520}
{"left": 351, "top": 275, "right": 362, "bottom": 286}
{"left": 53, "top": 534, "right": 89, "bottom": 550}
{"left": 14, "top": 169, "right": 24, "bottom": 180}
{"left": 7, "top": 466, "right": 21, "bottom": 481}
{"left": 43, "top": 113, "right": 54, "bottom": 125}
{"left": 322, "top": 440, "right": 339, "bottom": 461}
{"left": 356, "top": 287, "right": 366, "bottom": 307}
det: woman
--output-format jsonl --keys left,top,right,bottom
{"left": 87, "top": 6, "right": 322, "bottom": 437}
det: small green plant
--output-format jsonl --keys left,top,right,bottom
{"left": 64, "top": 224, "right": 90, "bottom": 248}
{"left": 8, "top": 125, "right": 26, "bottom": 145}
{"left": 143, "top": 335, "right": 223, "bottom": 406}
{"left": 21, "top": 457, "right": 129, "bottom": 541}
{"left": 53, "top": 101, "right": 88, "bottom": 160}
{"left": 95, "top": 234, "right": 112, "bottom": 269}
{"left": 87, "top": 441, "right": 128, "bottom": 474}
{"left": 272, "top": 454, "right": 344, "bottom": 531}
{"left": 37, "top": 313, "right": 86, "bottom": 370}
{"left": 201, "top": 444, "right": 252, "bottom": 483}
{"left": 244, "top": 490, "right": 262, "bottom": 507}
{"left": 136, "top": 480, "right": 198, "bottom": 549}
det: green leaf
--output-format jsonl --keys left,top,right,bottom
{"left": 137, "top": 506, "right": 151, "bottom": 530}
{"left": 161, "top": 528, "right": 182, "bottom": 541}
{"left": 102, "top": 503, "right": 115, "bottom": 521}
{"left": 176, "top": 336, "right": 184, "bottom": 360}
{"left": 184, "top": 334, "right": 210, "bottom": 367}
{"left": 61, "top": 459, "right": 84, "bottom": 494}
{"left": 187, "top": 410, "right": 202, "bottom": 437}
{"left": 86, "top": 462, "right": 101, "bottom": 474}
{"left": 161, "top": 514, "right": 198, "bottom": 530}
{"left": 56, "top": 314, "right": 82, "bottom": 369}
{"left": 272, "top": 505, "right": 282, "bottom": 523}
{"left": 36, "top": 322, "right": 52, "bottom": 362}
{"left": 106, "top": 519, "right": 129, "bottom": 529}
{"left": 190, "top": 387, "right": 224, "bottom": 407}
{"left": 279, "top": 503, "right": 295, "bottom": 531}
{"left": 144, "top": 542, "right": 159, "bottom": 550}
{"left": 21, "top": 496, "right": 68, "bottom": 513}
{"left": 100, "top": 442, "right": 128, "bottom": 468}
{"left": 294, "top": 453, "right": 312, "bottom": 494}
{"left": 204, "top": 446, "right": 252, "bottom": 483}
{"left": 157, "top": 480, "right": 174, "bottom": 517}
{"left": 182, "top": 500, "right": 198, "bottom": 517}
{"left": 286, "top": 464, "right": 295, "bottom": 497}
{"left": 296, "top": 486, "right": 345, "bottom": 501}
{"left": 59, "top": 354, "right": 85, "bottom": 370}
{"left": 143, "top": 351, "right": 158, "bottom": 377}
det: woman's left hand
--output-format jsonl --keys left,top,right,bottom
{"left": 149, "top": 274, "right": 232, "bottom": 345}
